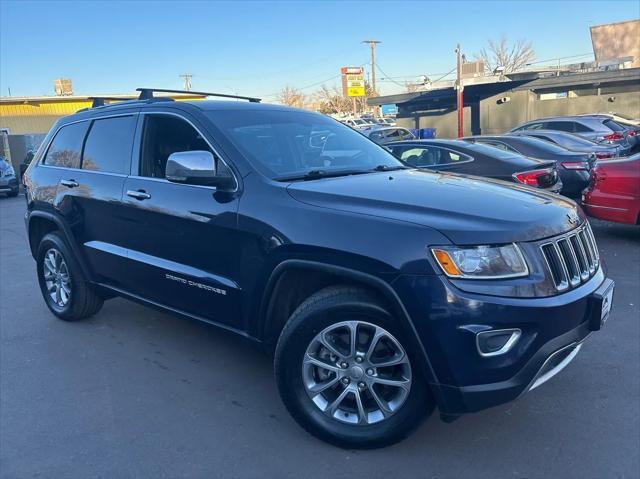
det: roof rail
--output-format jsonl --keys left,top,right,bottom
{"left": 136, "top": 88, "right": 261, "bottom": 103}
{"left": 88, "top": 96, "right": 137, "bottom": 108}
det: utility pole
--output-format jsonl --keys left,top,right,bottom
{"left": 455, "top": 44, "right": 464, "bottom": 138}
{"left": 362, "top": 40, "right": 381, "bottom": 116}
{"left": 179, "top": 74, "right": 193, "bottom": 91}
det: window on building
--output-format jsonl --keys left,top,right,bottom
{"left": 43, "top": 122, "right": 88, "bottom": 168}
{"left": 82, "top": 116, "right": 136, "bottom": 174}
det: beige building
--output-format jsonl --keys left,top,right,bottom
{"left": 591, "top": 19, "right": 640, "bottom": 68}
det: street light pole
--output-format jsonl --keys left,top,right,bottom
{"left": 455, "top": 44, "right": 464, "bottom": 138}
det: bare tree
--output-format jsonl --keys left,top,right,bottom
{"left": 277, "top": 86, "right": 305, "bottom": 108}
{"left": 475, "top": 34, "right": 535, "bottom": 74}
{"left": 404, "top": 82, "right": 421, "bottom": 93}
{"left": 313, "top": 85, "right": 351, "bottom": 114}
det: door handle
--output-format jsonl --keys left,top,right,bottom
{"left": 60, "top": 179, "right": 79, "bottom": 188}
{"left": 127, "top": 190, "right": 151, "bottom": 200}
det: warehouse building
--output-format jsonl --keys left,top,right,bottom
{"left": 368, "top": 67, "right": 640, "bottom": 138}
{"left": 0, "top": 92, "right": 205, "bottom": 172}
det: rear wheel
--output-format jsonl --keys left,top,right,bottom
{"left": 36, "top": 232, "right": 103, "bottom": 321}
{"left": 275, "top": 285, "right": 433, "bottom": 449}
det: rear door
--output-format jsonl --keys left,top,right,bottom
{"left": 55, "top": 112, "right": 138, "bottom": 286}
{"left": 117, "top": 111, "right": 242, "bottom": 328}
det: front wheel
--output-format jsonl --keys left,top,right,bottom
{"left": 275, "top": 286, "right": 433, "bottom": 449}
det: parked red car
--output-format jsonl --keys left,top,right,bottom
{"left": 582, "top": 153, "right": 640, "bottom": 225}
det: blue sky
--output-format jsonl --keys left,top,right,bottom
{"left": 1, "top": 0, "right": 638, "bottom": 100}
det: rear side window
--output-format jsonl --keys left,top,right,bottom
{"left": 574, "top": 122, "right": 594, "bottom": 133}
{"left": 43, "top": 122, "right": 88, "bottom": 168}
{"left": 82, "top": 116, "right": 136, "bottom": 174}
{"left": 546, "top": 121, "right": 574, "bottom": 132}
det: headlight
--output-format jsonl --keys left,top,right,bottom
{"left": 431, "top": 244, "right": 528, "bottom": 279}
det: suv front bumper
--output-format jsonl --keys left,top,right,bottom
{"left": 393, "top": 270, "right": 613, "bottom": 415}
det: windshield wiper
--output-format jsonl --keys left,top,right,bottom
{"left": 372, "top": 164, "right": 408, "bottom": 171}
{"left": 275, "top": 168, "right": 371, "bottom": 182}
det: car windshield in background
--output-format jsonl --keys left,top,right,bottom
{"left": 542, "top": 132, "right": 600, "bottom": 148}
{"left": 207, "top": 110, "right": 404, "bottom": 180}
{"left": 453, "top": 141, "right": 520, "bottom": 159}
{"left": 511, "top": 136, "right": 572, "bottom": 154}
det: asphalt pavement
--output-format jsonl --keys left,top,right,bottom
{"left": 1, "top": 194, "right": 639, "bottom": 479}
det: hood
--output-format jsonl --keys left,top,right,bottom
{"left": 0, "top": 161, "right": 14, "bottom": 174}
{"left": 287, "top": 169, "right": 582, "bottom": 245}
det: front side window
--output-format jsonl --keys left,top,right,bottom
{"left": 43, "top": 122, "right": 88, "bottom": 168}
{"left": 82, "top": 116, "right": 136, "bottom": 174}
{"left": 139, "top": 115, "right": 230, "bottom": 180}
{"left": 522, "top": 123, "right": 544, "bottom": 131}
{"left": 207, "top": 110, "right": 403, "bottom": 180}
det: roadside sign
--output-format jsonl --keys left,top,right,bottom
{"left": 341, "top": 67, "right": 365, "bottom": 97}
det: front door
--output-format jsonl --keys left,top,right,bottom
{"left": 118, "top": 112, "right": 242, "bottom": 328}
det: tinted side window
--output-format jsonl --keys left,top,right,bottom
{"left": 523, "top": 123, "right": 543, "bottom": 130}
{"left": 82, "top": 116, "right": 136, "bottom": 174}
{"left": 139, "top": 115, "right": 230, "bottom": 179}
{"left": 437, "top": 149, "right": 471, "bottom": 165}
{"left": 43, "top": 122, "right": 88, "bottom": 168}
{"left": 546, "top": 121, "right": 573, "bottom": 132}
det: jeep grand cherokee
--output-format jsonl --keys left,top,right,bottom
{"left": 22, "top": 88, "right": 615, "bottom": 449}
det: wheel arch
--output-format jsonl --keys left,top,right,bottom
{"left": 27, "top": 211, "right": 93, "bottom": 281}
{"left": 257, "top": 260, "right": 440, "bottom": 387}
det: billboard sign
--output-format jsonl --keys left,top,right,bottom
{"left": 341, "top": 66, "right": 365, "bottom": 97}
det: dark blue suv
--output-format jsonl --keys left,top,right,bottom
{"left": 23, "top": 89, "right": 615, "bottom": 449}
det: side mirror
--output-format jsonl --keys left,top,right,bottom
{"left": 165, "top": 150, "right": 235, "bottom": 190}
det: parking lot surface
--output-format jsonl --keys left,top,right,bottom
{"left": 1, "top": 194, "right": 639, "bottom": 479}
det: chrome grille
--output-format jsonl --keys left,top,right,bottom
{"left": 540, "top": 222, "right": 599, "bottom": 291}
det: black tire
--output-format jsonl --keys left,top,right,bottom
{"left": 275, "top": 285, "right": 433, "bottom": 449}
{"left": 7, "top": 188, "right": 18, "bottom": 197}
{"left": 36, "top": 232, "right": 103, "bottom": 321}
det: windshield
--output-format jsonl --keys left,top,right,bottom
{"left": 512, "top": 136, "right": 571, "bottom": 154}
{"left": 450, "top": 141, "right": 521, "bottom": 160}
{"left": 207, "top": 110, "right": 403, "bottom": 180}
{"left": 546, "top": 132, "right": 600, "bottom": 148}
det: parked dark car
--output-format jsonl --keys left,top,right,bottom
{"left": 509, "top": 115, "right": 634, "bottom": 151}
{"left": 0, "top": 157, "right": 19, "bottom": 197}
{"left": 511, "top": 129, "right": 628, "bottom": 159}
{"left": 23, "top": 89, "right": 614, "bottom": 449}
{"left": 364, "top": 126, "right": 415, "bottom": 145}
{"left": 464, "top": 135, "right": 592, "bottom": 198}
{"left": 387, "top": 139, "right": 562, "bottom": 193}
{"left": 582, "top": 153, "right": 640, "bottom": 225}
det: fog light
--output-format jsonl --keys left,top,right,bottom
{"left": 476, "top": 329, "right": 521, "bottom": 357}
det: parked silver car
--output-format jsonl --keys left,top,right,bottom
{"left": 509, "top": 115, "right": 634, "bottom": 149}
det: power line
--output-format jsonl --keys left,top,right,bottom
{"left": 262, "top": 61, "right": 369, "bottom": 98}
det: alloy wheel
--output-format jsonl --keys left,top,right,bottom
{"left": 302, "top": 320, "right": 411, "bottom": 425}
{"left": 43, "top": 248, "right": 71, "bottom": 308}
